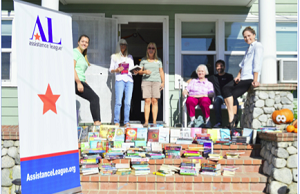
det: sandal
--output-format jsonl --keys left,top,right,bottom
{"left": 124, "top": 123, "right": 131, "bottom": 128}
{"left": 143, "top": 123, "right": 148, "bottom": 127}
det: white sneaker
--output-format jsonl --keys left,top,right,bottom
{"left": 187, "top": 120, "right": 194, "bottom": 127}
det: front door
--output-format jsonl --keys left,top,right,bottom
{"left": 72, "top": 15, "right": 117, "bottom": 124}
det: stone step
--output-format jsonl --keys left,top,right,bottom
{"left": 80, "top": 172, "right": 267, "bottom": 193}
{"left": 99, "top": 157, "right": 263, "bottom": 173}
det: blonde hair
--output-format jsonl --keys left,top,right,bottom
{"left": 196, "top": 64, "right": 209, "bottom": 75}
{"left": 78, "top": 35, "right": 90, "bottom": 66}
{"left": 146, "top": 42, "right": 159, "bottom": 60}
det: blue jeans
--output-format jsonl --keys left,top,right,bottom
{"left": 114, "top": 81, "right": 133, "bottom": 124}
{"left": 213, "top": 95, "right": 239, "bottom": 124}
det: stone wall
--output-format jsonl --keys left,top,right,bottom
{"left": 260, "top": 140, "right": 297, "bottom": 194}
{"left": 1, "top": 140, "right": 20, "bottom": 194}
{"left": 241, "top": 84, "right": 297, "bottom": 129}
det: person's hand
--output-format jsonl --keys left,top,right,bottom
{"left": 182, "top": 89, "right": 188, "bottom": 96}
{"left": 252, "top": 81, "right": 260, "bottom": 88}
{"left": 234, "top": 76, "right": 240, "bottom": 83}
{"left": 144, "top": 70, "right": 151, "bottom": 75}
{"left": 117, "top": 66, "right": 124, "bottom": 73}
{"left": 133, "top": 70, "right": 138, "bottom": 75}
{"left": 160, "top": 83, "right": 164, "bottom": 91}
{"left": 77, "top": 82, "right": 84, "bottom": 93}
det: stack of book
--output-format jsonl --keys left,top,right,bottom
{"left": 231, "top": 136, "right": 248, "bottom": 145}
{"left": 146, "top": 142, "right": 165, "bottom": 159}
{"left": 196, "top": 133, "right": 211, "bottom": 143}
{"left": 201, "top": 163, "right": 221, "bottom": 176}
{"left": 153, "top": 164, "right": 180, "bottom": 176}
{"left": 183, "top": 147, "right": 203, "bottom": 159}
{"left": 81, "top": 158, "right": 99, "bottom": 175}
{"left": 208, "top": 153, "right": 223, "bottom": 161}
{"left": 225, "top": 151, "right": 245, "bottom": 159}
{"left": 215, "top": 138, "right": 231, "bottom": 145}
{"left": 180, "top": 162, "right": 201, "bottom": 176}
{"left": 131, "top": 158, "right": 150, "bottom": 175}
{"left": 164, "top": 145, "right": 181, "bottom": 159}
{"left": 105, "top": 148, "right": 124, "bottom": 160}
{"left": 222, "top": 166, "right": 238, "bottom": 176}
{"left": 126, "top": 147, "right": 147, "bottom": 158}
{"left": 116, "top": 163, "right": 131, "bottom": 176}
{"left": 99, "top": 163, "right": 117, "bottom": 176}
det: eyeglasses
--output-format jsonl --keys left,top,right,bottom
{"left": 148, "top": 47, "right": 155, "bottom": 50}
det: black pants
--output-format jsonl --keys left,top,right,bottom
{"left": 75, "top": 81, "right": 100, "bottom": 122}
{"left": 222, "top": 79, "right": 253, "bottom": 106}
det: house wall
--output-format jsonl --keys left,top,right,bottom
{"left": 1, "top": 0, "right": 298, "bottom": 126}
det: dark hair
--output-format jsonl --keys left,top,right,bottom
{"left": 78, "top": 35, "right": 90, "bottom": 66}
{"left": 242, "top": 26, "right": 256, "bottom": 36}
{"left": 215, "top": 59, "right": 225, "bottom": 67}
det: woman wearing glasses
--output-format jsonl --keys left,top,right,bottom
{"left": 110, "top": 39, "right": 136, "bottom": 127}
{"left": 138, "top": 42, "right": 165, "bottom": 127}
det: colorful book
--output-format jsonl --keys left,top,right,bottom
{"left": 148, "top": 129, "right": 159, "bottom": 142}
{"left": 114, "top": 128, "right": 125, "bottom": 142}
{"left": 80, "top": 126, "right": 89, "bottom": 142}
{"left": 136, "top": 128, "right": 148, "bottom": 141}
{"left": 90, "top": 139, "right": 102, "bottom": 149}
{"left": 99, "top": 125, "right": 111, "bottom": 139}
{"left": 191, "top": 128, "right": 202, "bottom": 139}
{"left": 207, "top": 129, "right": 219, "bottom": 143}
{"left": 114, "top": 141, "right": 123, "bottom": 149}
{"left": 88, "top": 132, "right": 99, "bottom": 141}
{"left": 118, "top": 62, "right": 129, "bottom": 74}
{"left": 159, "top": 128, "right": 169, "bottom": 143}
{"left": 125, "top": 128, "right": 138, "bottom": 142}
{"left": 81, "top": 142, "right": 89, "bottom": 151}
{"left": 107, "top": 128, "right": 116, "bottom": 141}
{"left": 220, "top": 129, "right": 231, "bottom": 139}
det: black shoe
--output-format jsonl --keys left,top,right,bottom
{"left": 227, "top": 115, "right": 238, "bottom": 129}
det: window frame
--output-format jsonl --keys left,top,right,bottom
{"left": 175, "top": 14, "right": 297, "bottom": 89}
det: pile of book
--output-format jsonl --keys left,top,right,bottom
{"left": 183, "top": 147, "right": 203, "bottom": 159}
{"left": 116, "top": 163, "right": 131, "bottom": 176}
{"left": 208, "top": 153, "right": 223, "bottom": 161}
{"left": 225, "top": 151, "right": 245, "bottom": 159}
{"left": 99, "top": 163, "right": 117, "bottom": 176}
{"left": 215, "top": 138, "right": 231, "bottom": 145}
{"left": 80, "top": 158, "right": 99, "bottom": 175}
{"left": 146, "top": 142, "right": 165, "bottom": 159}
{"left": 180, "top": 162, "right": 201, "bottom": 176}
{"left": 131, "top": 158, "right": 150, "bottom": 175}
{"left": 126, "top": 147, "right": 147, "bottom": 158}
{"left": 153, "top": 164, "right": 180, "bottom": 176}
{"left": 201, "top": 162, "right": 221, "bottom": 176}
{"left": 222, "top": 166, "right": 238, "bottom": 176}
{"left": 196, "top": 133, "right": 211, "bottom": 144}
{"left": 231, "top": 136, "right": 248, "bottom": 145}
{"left": 164, "top": 145, "right": 181, "bottom": 159}
{"left": 105, "top": 147, "right": 124, "bottom": 160}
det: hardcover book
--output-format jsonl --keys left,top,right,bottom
{"left": 118, "top": 63, "right": 129, "bottom": 74}
{"left": 125, "top": 128, "right": 138, "bottom": 142}
{"left": 114, "top": 128, "right": 125, "bottom": 142}
{"left": 159, "top": 128, "right": 169, "bottom": 143}
{"left": 136, "top": 128, "right": 148, "bottom": 141}
{"left": 148, "top": 129, "right": 159, "bottom": 142}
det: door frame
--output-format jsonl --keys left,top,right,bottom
{"left": 112, "top": 15, "right": 170, "bottom": 126}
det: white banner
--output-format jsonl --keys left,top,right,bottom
{"left": 14, "top": 1, "right": 80, "bottom": 193}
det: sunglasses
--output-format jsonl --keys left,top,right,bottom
{"left": 148, "top": 47, "right": 155, "bottom": 50}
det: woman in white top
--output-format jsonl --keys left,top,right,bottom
{"left": 110, "top": 39, "right": 137, "bottom": 127}
{"left": 222, "top": 26, "right": 264, "bottom": 129}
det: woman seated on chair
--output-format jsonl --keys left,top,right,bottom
{"left": 182, "top": 64, "right": 214, "bottom": 127}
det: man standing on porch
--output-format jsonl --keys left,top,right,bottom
{"left": 139, "top": 42, "right": 165, "bottom": 127}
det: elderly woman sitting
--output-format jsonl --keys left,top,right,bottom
{"left": 183, "top": 64, "right": 214, "bottom": 127}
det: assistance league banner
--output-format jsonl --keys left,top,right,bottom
{"left": 14, "top": 1, "right": 81, "bottom": 193}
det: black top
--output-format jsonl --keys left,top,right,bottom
{"left": 207, "top": 73, "right": 234, "bottom": 96}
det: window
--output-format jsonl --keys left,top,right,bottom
{"left": 1, "top": 20, "right": 12, "bottom": 81}
{"left": 175, "top": 14, "right": 297, "bottom": 88}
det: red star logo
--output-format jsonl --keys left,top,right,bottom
{"left": 34, "top": 33, "right": 40, "bottom": 40}
{"left": 38, "top": 84, "right": 60, "bottom": 114}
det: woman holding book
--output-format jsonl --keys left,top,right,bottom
{"left": 222, "top": 26, "right": 264, "bottom": 129}
{"left": 182, "top": 64, "right": 214, "bottom": 127}
{"left": 138, "top": 42, "right": 165, "bottom": 127}
{"left": 110, "top": 39, "right": 137, "bottom": 127}
{"left": 74, "top": 35, "right": 101, "bottom": 126}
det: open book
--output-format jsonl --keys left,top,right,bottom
{"left": 129, "top": 65, "right": 142, "bottom": 74}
